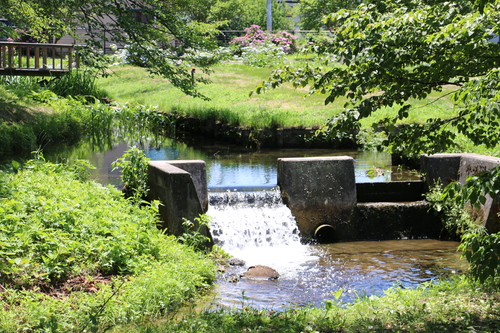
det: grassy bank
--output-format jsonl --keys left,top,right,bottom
{"left": 97, "top": 62, "right": 457, "bottom": 129}
{"left": 0, "top": 158, "right": 216, "bottom": 332}
{"left": 0, "top": 72, "right": 111, "bottom": 158}
{"left": 111, "top": 276, "right": 499, "bottom": 333}
{"left": 98, "top": 62, "right": 336, "bottom": 128}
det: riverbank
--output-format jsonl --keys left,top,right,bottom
{"left": 0, "top": 158, "right": 217, "bottom": 332}
{"left": 1, "top": 68, "right": 499, "bottom": 333}
{"left": 118, "top": 276, "right": 500, "bottom": 332}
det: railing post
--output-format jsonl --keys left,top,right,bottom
{"left": 17, "top": 46, "right": 22, "bottom": 68}
{"left": 8, "top": 44, "right": 13, "bottom": 68}
{"left": 35, "top": 46, "right": 40, "bottom": 68}
{"left": 26, "top": 46, "right": 31, "bottom": 68}
{"left": 75, "top": 48, "right": 80, "bottom": 68}
{"left": 1, "top": 45, "right": 5, "bottom": 67}
{"left": 68, "top": 46, "right": 73, "bottom": 70}
{"left": 42, "top": 45, "right": 47, "bottom": 69}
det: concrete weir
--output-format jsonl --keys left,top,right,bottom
{"left": 147, "top": 153, "right": 500, "bottom": 244}
{"left": 278, "top": 157, "right": 441, "bottom": 242}
{"left": 422, "top": 153, "right": 500, "bottom": 233}
{"left": 147, "top": 160, "right": 212, "bottom": 243}
{"left": 277, "top": 157, "right": 357, "bottom": 241}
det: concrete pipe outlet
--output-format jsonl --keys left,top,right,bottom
{"left": 314, "top": 224, "right": 338, "bottom": 244}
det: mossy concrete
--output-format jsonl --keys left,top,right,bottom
{"left": 147, "top": 160, "right": 212, "bottom": 244}
{"left": 277, "top": 156, "right": 357, "bottom": 240}
{"left": 277, "top": 156, "right": 444, "bottom": 242}
{"left": 422, "top": 153, "right": 500, "bottom": 233}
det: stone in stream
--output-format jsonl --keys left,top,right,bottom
{"left": 240, "top": 265, "right": 279, "bottom": 280}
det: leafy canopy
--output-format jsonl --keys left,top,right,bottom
{"left": 258, "top": 0, "right": 500, "bottom": 158}
{"left": 298, "top": 0, "right": 359, "bottom": 30}
{"left": 0, "top": 0, "right": 223, "bottom": 98}
{"left": 0, "top": 0, "right": 292, "bottom": 98}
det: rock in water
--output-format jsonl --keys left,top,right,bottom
{"left": 240, "top": 265, "right": 279, "bottom": 280}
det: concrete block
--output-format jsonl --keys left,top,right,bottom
{"left": 460, "top": 154, "right": 500, "bottom": 233}
{"left": 421, "top": 153, "right": 462, "bottom": 189}
{"left": 165, "top": 160, "right": 208, "bottom": 212}
{"left": 354, "top": 202, "right": 444, "bottom": 241}
{"left": 147, "top": 161, "right": 211, "bottom": 242}
{"left": 421, "top": 153, "right": 500, "bottom": 233}
{"left": 277, "top": 156, "right": 356, "bottom": 240}
{"left": 356, "top": 181, "right": 424, "bottom": 203}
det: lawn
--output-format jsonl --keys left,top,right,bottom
{"left": 98, "top": 61, "right": 459, "bottom": 131}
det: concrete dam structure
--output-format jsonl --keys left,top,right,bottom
{"left": 147, "top": 153, "right": 500, "bottom": 243}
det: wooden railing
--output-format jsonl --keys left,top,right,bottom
{"left": 0, "top": 42, "right": 80, "bottom": 76}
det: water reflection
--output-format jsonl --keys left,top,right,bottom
{"left": 41, "top": 139, "right": 420, "bottom": 189}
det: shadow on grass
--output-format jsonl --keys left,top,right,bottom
{"left": 0, "top": 98, "right": 42, "bottom": 124}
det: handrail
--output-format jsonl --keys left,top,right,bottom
{"left": 0, "top": 42, "right": 81, "bottom": 76}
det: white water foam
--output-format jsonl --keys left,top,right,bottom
{"left": 207, "top": 189, "right": 318, "bottom": 277}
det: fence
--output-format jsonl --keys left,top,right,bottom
{"left": 0, "top": 42, "right": 80, "bottom": 76}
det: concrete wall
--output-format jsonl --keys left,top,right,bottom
{"left": 354, "top": 202, "right": 443, "bottom": 240}
{"left": 421, "top": 153, "right": 500, "bottom": 233}
{"left": 277, "top": 156, "right": 444, "bottom": 242}
{"left": 356, "top": 181, "right": 424, "bottom": 203}
{"left": 277, "top": 157, "right": 357, "bottom": 240}
{"left": 147, "top": 160, "right": 212, "bottom": 242}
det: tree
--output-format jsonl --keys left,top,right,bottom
{"left": 298, "top": 0, "right": 358, "bottom": 30}
{"left": 258, "top": 0, "right": 500, "bottom": 158}
{"left": 0, "top": 0, "right": 221, "bottom": 98}
{"left": 209, "top": 0, "right": 292, "bottom": 31}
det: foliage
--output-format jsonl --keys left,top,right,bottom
{"left": 239, "top": 42, "right": 287, "bottom": 68}
{"left": 434, "top": 167, "right": 500, "bottom": 283}
{"left": 178, "top": 215, "right": 213, "bottom": 252}
{"left": 426, "top": 182, "right": 480, "bottom": 238}
{"left": 112, "top": 147, "right": 151, "bottom": 202}
{"left": 210, "top": 0, "right": 292, "bottom": 31}
{"left": 257, "top": 0, "right": 500, "bottom": 159}
{"left": 0, "top": 158, "right": 216, "bottom": 331}
{"left": 47, "top": 69, "right": 107, "bottom": 99}
{"left": 298, "top": 0, "right": 358, "bottom": 30}
{"left": 460, "top": 231, "right": 500, "bottom": 283}
{"left": 355, "top": 127, "right": 388, "bottom": 151}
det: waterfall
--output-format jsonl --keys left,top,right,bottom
{"left": 207, "top": 188, "right": 315, "bottom": 274}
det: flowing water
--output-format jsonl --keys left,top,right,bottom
{"left": 206, "top": 189, "right": 467, "bottom": 310}
{"left": 38, "top": 139, "right": 465, "bottom": 309}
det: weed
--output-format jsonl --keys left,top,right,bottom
{"left": 178, "top": 215, "right": 212, "bottom": 252}
{"left": 0, "top": 159, "right": 216, "bottom": 331}
{"left": 44, "top": 69, "right": 107, "bottom": 99}
{"left": 112, "top": 147, "right": 150, "bottom": 202}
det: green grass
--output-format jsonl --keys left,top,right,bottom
{"left": 111, "top": 276, "right": 500, "bottom": 333}
{"left": 98, "top": 62, "right": 343, "bottom": 128}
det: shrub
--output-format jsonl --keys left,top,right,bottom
{"left": 230, "top": 25, "right": 297, "bottom": 55}
{"left": 240, "top": 42, "right": 286, "bottom": 67}
{"left": 45, "top": 69, "right": 107, "bottom": 99}
{"left": 112, "top": 147, "right": 151, "bottom": 201}
{"left": 427, "top": 175, "right": 500, "bottom": 283}
{"left": 0, "top": 158, "right": 216, "bottom": 331}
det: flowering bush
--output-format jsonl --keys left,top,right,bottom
{"left": 239, "top": 42, "right": 286, "bottom": 67}
{"left": 230, "top": 25, "right": 297, "bottom": 54}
